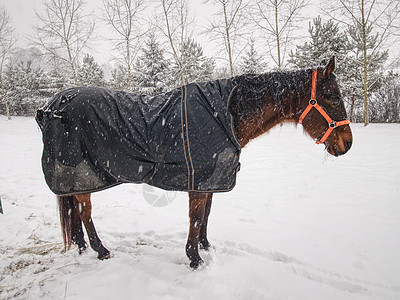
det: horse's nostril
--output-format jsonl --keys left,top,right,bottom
{"left": 345, "top": 140, "right": 352, "bottom": 152}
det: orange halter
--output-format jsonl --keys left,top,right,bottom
{"left": 299, "top": 70, "right": 350, "bottom": 144}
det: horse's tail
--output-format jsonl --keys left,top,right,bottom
{"left": 57, "top": 195, "right": 74, "bottom": 251}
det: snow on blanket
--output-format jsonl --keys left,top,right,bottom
{"left": 0, "top": 116, "right": 399, "bottom": 300}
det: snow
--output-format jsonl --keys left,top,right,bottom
{"left": 1, "top": 116, "right": 399, "bottom": 299}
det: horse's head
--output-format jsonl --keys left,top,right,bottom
{"left": 299, "top": 56, "right": 353, "bottom": 156}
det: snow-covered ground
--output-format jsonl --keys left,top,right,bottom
{"left": 0, "top": 116, "right": 399, "bottom": 300}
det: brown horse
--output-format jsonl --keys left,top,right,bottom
{"left": 50, "top": 57, "right": 352, "bottom": 268}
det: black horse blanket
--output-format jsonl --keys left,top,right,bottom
{"left": 36, "top": 80, "right": 241, "bottom": 196}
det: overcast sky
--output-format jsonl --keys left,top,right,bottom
{"left": 3, "top": 0, "right": 44, "bottom": 43}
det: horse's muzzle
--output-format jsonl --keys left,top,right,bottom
{"left": 329, "top": 139, "right": 352, "bottom": 157}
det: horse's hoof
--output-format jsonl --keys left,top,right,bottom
{"left": 98, "top": 252, "right": 111, "bottom": 260}
{"left": 97, "top": 248, "right": 111, "bottom": 260}
{"left": 78, "top": 246, "right": 87, "bottom": 255}
{"left": 199, "top": 241, "right": 211, "bottom": 251}
{"left": 190, "top": 259, "right": 204, "bottom": 269}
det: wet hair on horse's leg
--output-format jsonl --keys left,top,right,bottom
{"left": 74, "top": 194, "right": 110, "bottom": 260}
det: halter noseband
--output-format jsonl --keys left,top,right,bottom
{"left": 299, "top": 70, "right": 350, "bottom": 144}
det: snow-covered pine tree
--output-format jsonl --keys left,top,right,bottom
{"left": 288, "top": 17, "right": 348, "bottom": 69}
{"left": 169, "top": 38, "right": 215, "bottom": 88}
{"left": 239, "top": 38, "right": 266, "bottom": 75}
{"left": 4, "top": 60, "right": 47, "bottom": 115}
{"left": 288, "top": 17, "right": 358, "bottom": 119}
{"left": 134, "top": 34, "right": 169, "bottom": 95}
{"left": 78, "top": 54, "right": 105, "bottom": 87}
{"left": 369, "top": 72, "right": 400, "bottom": 123}
{"left": 181, "top": 38, "right": 214, "bottom": 85}
{"left": 45, "top": 68, "right": 68, "bottom": 94}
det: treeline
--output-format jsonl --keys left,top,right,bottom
{"left": 1, "top": 37, "right": 215, "bottom": 116}
{"left": 0, "top": 0, "right": 399, "bottom": 123}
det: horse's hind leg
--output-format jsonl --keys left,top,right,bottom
{"left": 74, "top": 193, "right": 110, "bottom": 260}
{"left": 186, "top": 192, "right": 210, "bottom": 268}
{"left": 199, "top": 193, "right": 213, "bottom": 250}
{"left": 70, "top": 198, "right": 87, "bottom": 253}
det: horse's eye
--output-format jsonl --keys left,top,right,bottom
{"left": 328, "top": 95, "right": 341, "bottom": 106}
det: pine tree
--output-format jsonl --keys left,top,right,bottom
{"left": 169, "top": 38, "right": 215, "bottom": 88}
{"left": 288, "top": 17, "right": 356, "bottom": 119}
{"left": 181, "top": 38, "right": 215, "bottom": 84}
{"left": 78, "top": 54, "right": 105, "bottom": 87}
{"left": 45, "top": 68, "right": 68, "bottom": 94}
{"left": 288, "top": 17, "right": 389, "bottom": 122}
{"left": 239, "top": 38, "right": 266, "bottom": 74}
{"left": 288, "top": 17, "right": 348, "bottom": 69}
{"left": 4, "top": 60, "right": 47, "bottom": 115}
{"left": 369, "top": 72, "right": 400, "bottom": 123}
{"left": 134, "top": 34, "right": 169, "bottom": 94}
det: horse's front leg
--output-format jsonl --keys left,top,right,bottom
{"left": 186, "top": 192, "right": 210, "bottom": 268}
{"left": 74, "top": 194, "right": 110, "bottom": 260}
{"left": 199, "top": 193, "right": 213, "bottom": 250}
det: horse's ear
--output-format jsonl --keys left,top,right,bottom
{"left": 323, "top": 56, "right": 335, "bottom": 78}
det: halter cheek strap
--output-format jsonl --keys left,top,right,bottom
{"left": 299, "top": 70, "right": 350, "bottom": 144}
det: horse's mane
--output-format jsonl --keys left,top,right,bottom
{"left": 230, "top": 68, "right": 314, "bottom": 120}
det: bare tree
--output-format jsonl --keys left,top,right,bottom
{"left": 0, "top": 5, "right": 17, "bottom": 120}
{"left": 102, "top": 0, "right": 146, "bottom": 91}
{"left": 160, "top": 0, "right": 195, "bottom": 86}
{"left": 323, "top": 0, "right": 400, "bottom": 126}
{"left": 251, "top": 0, "right": 309, "bottom": 69}
{"left": 204, "top": 0, "right": 248, "bottom": 77}
{"left": 32, "top": 0, "right": 95, "bottom": 86}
